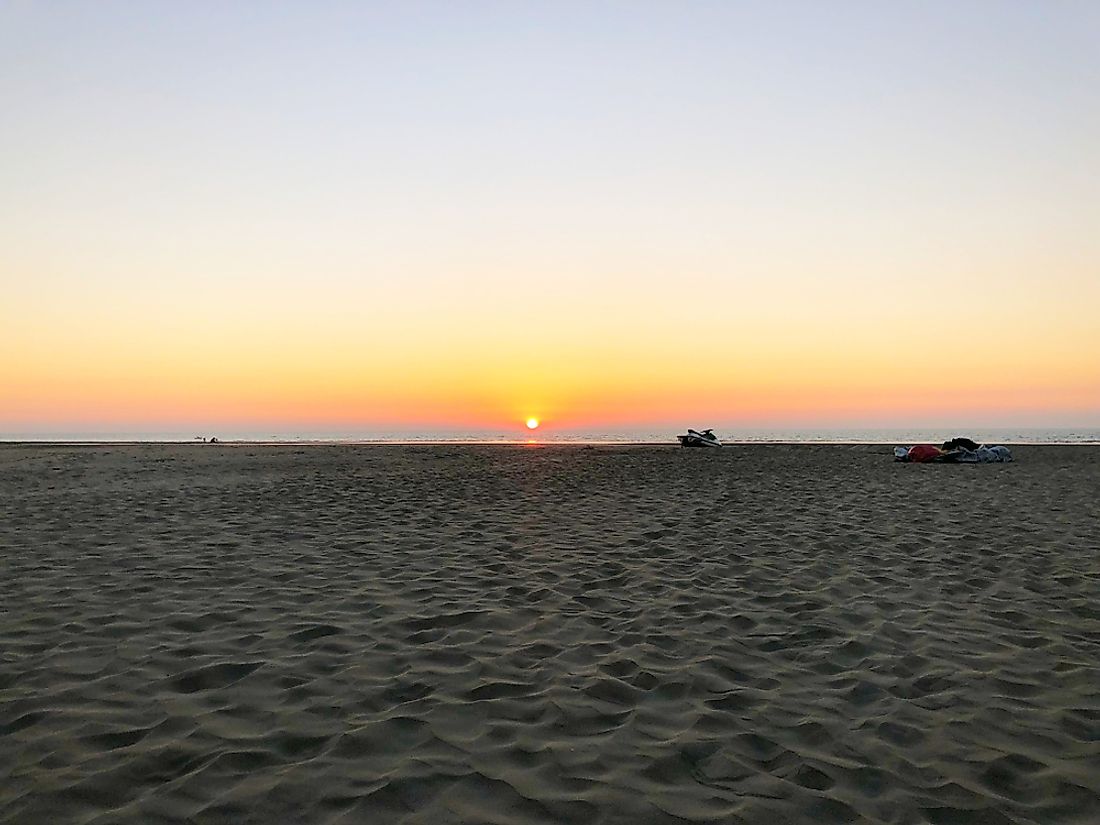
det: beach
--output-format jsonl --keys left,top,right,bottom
{"left": 1, "top": 443, "right": 1098, "bottom": 824}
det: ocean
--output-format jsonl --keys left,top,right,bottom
{"left": 4, "top": 428, "right": 1099, "bottom": 445}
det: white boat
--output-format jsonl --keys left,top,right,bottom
{"left": 677, "top": 428, "right": 722, "bottom": 448}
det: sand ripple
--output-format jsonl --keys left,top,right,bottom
{"left": 2, "top": 444, "right": 1099, "bottom": 823}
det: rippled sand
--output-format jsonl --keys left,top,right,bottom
{"left": 2, "top": 444, "right": 1099, "bottom": 824}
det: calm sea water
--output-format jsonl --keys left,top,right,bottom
{"left": 4, "top": 429, "right": 1099, "bottom": 445}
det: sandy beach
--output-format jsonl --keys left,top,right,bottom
{"left": 1, "top": 444, "right": 1098, "bottom": 824}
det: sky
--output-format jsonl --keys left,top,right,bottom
{"left": 2, "top": 1, "right": 1098, "bottom": 435}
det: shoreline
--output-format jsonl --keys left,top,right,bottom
{"left": 4, "top": 438, "right": 1100, "bottom": 447}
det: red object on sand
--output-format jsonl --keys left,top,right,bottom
{"left": 907, "top": 444, "right": 943, "bottom": 463}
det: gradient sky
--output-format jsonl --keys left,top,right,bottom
{"left": 2, "top": 1, "right": 1098, "bottom": 433}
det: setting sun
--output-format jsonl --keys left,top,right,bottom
{"left": 526, "top": 418, "right": 540, "bottom": 430}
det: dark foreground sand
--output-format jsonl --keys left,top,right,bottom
{"left": 1, "top": 444, "right": 1098, "bottom": 825}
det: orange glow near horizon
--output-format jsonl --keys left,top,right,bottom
{"left": 4, "top": 256, "right": 1098, "bottom": 433}
{"left": 3, "top": 342, "right": 1098, "bottom": 433}
{"left": 2, "top": 281, "right": 1100, "bottom": 432}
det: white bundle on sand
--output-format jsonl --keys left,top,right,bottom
{"left": 954, "top": 445, "right": 1013, "bottom": 462}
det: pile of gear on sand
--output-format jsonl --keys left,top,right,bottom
{"left": 894, "top": 437, "right": 1013, "bottom": 464}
